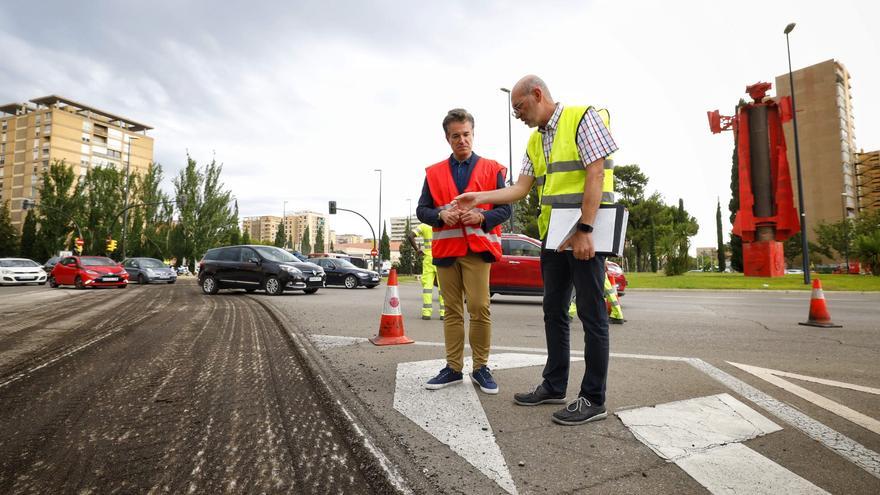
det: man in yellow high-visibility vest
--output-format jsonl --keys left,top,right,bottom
{"left": 406, "top": 223, "right": 445, "bottom": 320}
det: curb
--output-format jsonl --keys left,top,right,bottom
{"left": 250, "top": 296, "right": 423, "bottom": 495}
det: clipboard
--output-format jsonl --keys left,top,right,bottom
{"left": 544, "top": 204, "right": 628, "bottom": 257}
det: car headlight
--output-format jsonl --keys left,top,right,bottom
{"left": 145, "top": 268, "right": 155, "bottom": 274}
{"left": 280, "top": 265, "right": 302, "bottom": 276}
{"left": 0, "top": 269, "right": 11, "bottom": 275}
{"left": 357, "top": 272, "right": 369, "bottom": 278}
{"left": 85, "top": 270, "right": 99, "bottom": 275}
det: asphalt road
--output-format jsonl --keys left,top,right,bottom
{"left": 0, "top": 281, "right": 381, "bottom": 494}
{"left": 264, "top": 282, "right": 880, "bottom": 494}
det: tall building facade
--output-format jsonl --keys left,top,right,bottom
{"left": 389, "top": 214, "right": 420, "bottom": 241}
{"left": 241, "top": 215, "right": 281, "bottom": 244}
{"left": 241, "top": 210, "right": 333, "bottom": 254}
{"left": 775, "top": 60, "right": 858, "bottom": 249}
{"left": 855, "top": 149, "right": 879, "bottom": 213}
{"left": 0, "top": 95, "right": 154, "bottom": 228}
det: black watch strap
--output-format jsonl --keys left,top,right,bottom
{"left": 577, "top": 223, "right": 594, "bottom": 233}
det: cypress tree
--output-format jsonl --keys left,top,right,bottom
{"left": 301, "top": 227, "right": 311, "bottom": 255}
{"left": 0, "top": 201, "right": 19, "bottom": 257}
{"left": 716, "top": 198, "right": 726, "bottom": 272}
{"left": 20, "top": 208, "right": 38, "bottom": 259}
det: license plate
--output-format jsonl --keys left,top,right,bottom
{"left": 309, "top": 276, "right": 322, "bottom": 282}
{"left": 103, "top": 277, "right": 119, "bottom": 281}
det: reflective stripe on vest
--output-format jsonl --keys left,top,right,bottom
{"left": 424, "top": 157, "right": 505, "bottom": 262}
{"left": 528, "top": 105, "right": 616, "bottom": 239}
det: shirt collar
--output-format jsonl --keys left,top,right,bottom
{"left": 449, "top": 152, "right": 478, "bottom": 167}
{"left": 539, "top": 104, "right": 563, "bottom": 134}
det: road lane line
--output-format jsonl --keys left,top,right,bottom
{"left": 730, "top": 364, "right": 880, "bottom": 395}
{"left": 729, "top": 362, "right": 880, "bottom": 435}
{"left": 617, "top": 394, "right": 828, "bottom": 494}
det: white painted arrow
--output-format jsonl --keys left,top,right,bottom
{"left": 393, "top": 353, "right": 581, "bottom": 495}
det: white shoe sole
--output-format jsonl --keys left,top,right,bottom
{"left": 551, "top": 410, "right": 607, "bottom": 426}
{"left": 425, "top": 378, "right": 462, "bottom": 390}
{"left": 471, "top": 376, "right": 499, "bottom": 395}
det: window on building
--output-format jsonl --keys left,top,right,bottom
{"left": 82, "top": 120, "right": 92, "bottom": 132}
{"left": 42, "top": 125, "right": 51, "bottom": 135}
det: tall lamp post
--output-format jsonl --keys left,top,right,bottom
{"left": 784, "top": 22, "right": 810, "bottom": 285}
{"left": 282, "top": 200, "right": 288, "bottom": 249}
{"left": 841, "top": 193, "right": 850, "bottom": 273}
{"left": 374, "top": 168, "right": 383, "bottom": 271}
{"left": 500, "top": 87, "right": 515, "bottom": 232}
{"left": 121, "top": 135, "right": 139, "bottom": 259}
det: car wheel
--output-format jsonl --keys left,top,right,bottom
{"left": 344, "top": 275, "right": 358, "bottom": 289}
{"left": 138, "top": 274, "right": 147, "bottom": 285}
{"left": 39, "top": 281, "right": 46, "bottom": 286}
{"left": 49, "top": 276, "right": 59, "bottom": 288}
{"left": 365, "top": 285, "right": 377, "bottom": 289}
{"left": 264, "top": 276, "right": 283, "bottom": 295}
{"left": 201, "top": 276, "right": 219, "bottom": 295}
{"left": 74, "top": 276, "right": 85, "bottom": 290}
{"left": 168, "top": 280, "right": 176, "bottom": 284}
{"left": 304, "top": 288, "right": 319, "bottom": 294}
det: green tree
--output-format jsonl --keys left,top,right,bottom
{"left": 300, "top": 226, "right": 311, "bottom": 255}
{"left": 274, "top": 223, "right": 286, "bottom": 247}
{"left": 0, "top": 201, "right": 19, "bottom": 256}
{"left": 241, "top": 229, "right": 252, "bottom": 245}
{"left": 227, "top": 200, "right": 241, "bottom": 245}
{"left": 75, "top": 165, "right": 125, "bottom": 257}
{"left": 19, "top": 208, "right": 38, "bottom": 259}
{"left": 314, "top": 224, "right": 325, "bottom": 253}
{"left": 172, "top": 155, "right": 238, "bottom": 272}
{"left": 728, "top": 101, "right": 746, "bottom": 272}
{"left": 380, "top": 222, "right": 391, "bottom": 260}
{"left": 329, "top": 239, "right": 334, "bottom": 251}
{"left": 398, "top": 217, "right": 415, "bottom": 275}
{"left": 661, "top": 199, "right": 698, "bottom": 276}
{"left": 814, "top": 220, "right": 849, "bottom": 261}
{"left": 614, "top": 164, "right": 648, "bottom": 205}
{"left": 35, "top": 160, "right": 80, "bottom": 259}
{"left": 135, "top": 163, "right": 174, "bottom": 259}
{"left": 854, "top": 231, "right": 880, "bottom": 275}
{"left": 716, "top": 199, "right": 726, "bottom": 272}
{"left": 513, "top": 186, "right": 540, "bottom": 238}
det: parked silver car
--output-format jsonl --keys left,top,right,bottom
{"left": 0, "top": 258, "right": 48, "bottom": 285}
{"left": 122, "top": 257, "right": 177, "bottom": 284}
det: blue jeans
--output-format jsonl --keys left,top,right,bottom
{"left": 540, "top": 248, "right": 609, "bottom": 405}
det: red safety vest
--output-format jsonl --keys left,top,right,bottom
{"left": 425, "top": 157, "right": 505, "bottom": 262}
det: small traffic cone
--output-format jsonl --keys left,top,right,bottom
{"left": 799, "top": 278, "right": 842, "bottom": 328}
{"left": 370, "top": 268, "right": 415, "bottom": 346}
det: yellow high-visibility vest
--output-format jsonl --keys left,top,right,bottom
{"left": 527, "top": 106, "right": 616, "bottom": 239}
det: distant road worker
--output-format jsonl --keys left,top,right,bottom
{"left": 406, "top": 223, "right": 445, "bottom": 320}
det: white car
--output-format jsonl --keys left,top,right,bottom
{"left": 0, "top": 258, "right": 48, "bottom": 285}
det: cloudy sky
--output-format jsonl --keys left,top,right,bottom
{"left": 2, "top": 1, "right": 877, "bottom": 249}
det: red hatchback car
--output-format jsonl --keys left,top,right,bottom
{"left": 49, "top": 255, "right": 129, "bottom": 289}
{"left": 490, "top": 233, "right": 626, "bottom": 296}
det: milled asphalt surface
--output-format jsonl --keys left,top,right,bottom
{"left": 0, "top": 281, "right": 383, "bottom": 494}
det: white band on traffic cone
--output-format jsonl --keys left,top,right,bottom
{"left": 383, "top": 285, "right": 401, "bottom": 315}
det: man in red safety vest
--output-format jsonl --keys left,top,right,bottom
{"left": 416, "top": 108, "right": 511, "bottom": 395}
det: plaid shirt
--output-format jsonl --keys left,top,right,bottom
{"left": 520, "top": 104, "right": 618, "bottom": 177}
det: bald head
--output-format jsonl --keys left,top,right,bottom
{"left": 511, "top": 74, "right": 556, "bottom": 128}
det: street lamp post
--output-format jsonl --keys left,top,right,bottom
{"left": 121, "top": 135, "right": 139, "bottom": 259}
{"left": 500, "top": 87, "right": 515, "bottom": 232}
{"left": 841, "top": 193, "right": 850, "bottom": 273}
{"left": 784, "top": 22, "right": 810, "bottom": 285}
{"left": 282, "top": 200, "right": 288, "bottom": 249}
{"left": 374, "top": 168, "right": 383, "bottom": 271}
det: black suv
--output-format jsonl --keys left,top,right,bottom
{"left": 198, "top": 245, "right": 325, "bottom": 295}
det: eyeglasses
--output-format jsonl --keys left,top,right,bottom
{"left": 511, "top": 97, "right": 527, "bottom": 117}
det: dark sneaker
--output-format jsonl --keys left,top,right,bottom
{"left": 513, "top": 384, "right": 566, "bottom": 406}
{"left": 552, "top": 397, "right": 607, "bottom": 426}
{"left": 425, "top": 366, "right": 463, "bottom": 390}
{"left": 610, "top": 317, "right": 626, "bottom": 325}
{"left": 471, "top": 365, "right": 499, "bottom": 395}
{"left": 421, "top": 315, "right": 432, "bottom": 320}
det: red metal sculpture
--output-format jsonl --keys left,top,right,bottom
{"left": 708, "top": 82, "right": 800, "bottom": 277}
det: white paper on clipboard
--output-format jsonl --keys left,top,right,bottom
{"left": 544, "top": 205, "right": 628, "bottom": 257}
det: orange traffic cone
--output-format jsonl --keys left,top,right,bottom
{"left": 370, "top": 268, "right": 415, "bottom": 346}
{"left": 799, "top": 278, "right": 842, "bottom": 328}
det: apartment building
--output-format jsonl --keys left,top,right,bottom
{"left": 241, "top": 210, "right": 335, "bottom": 253}
{"left": 335, "top": 234, "right": 364, "bottom": 245}
{"left": 775, "top": 60, "right": 858, "bottom": 248}
{"left": 0, "top": 95, "right": 154, "bottom": 228}
{"left": 855, "top": 149, "right": 879, "bottom": 213}
{"left": 389, "top": 214, "right": 420, "bottom": 242}
{"left": 241, "top": 215, "right": 281, "bottom": 244}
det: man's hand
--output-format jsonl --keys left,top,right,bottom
{"left": 460, "top": 209, "right": 484, "bottom": 226}
{"left": 439, "top": 208, "right": 462, "bottom": 226}
{"left": 453, "top": 192, "right": 482, "bottom": 212}
{"left": 559, "top": 230, "right": 595, "bottom": 260}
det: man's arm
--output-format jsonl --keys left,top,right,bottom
{"left": 417, "top": 178, "right": 461, "bottom": 227}
{"left": 454, "top": 174, "right": 535, "bottom": 211}
{"left": 559, "top": 158, "right": 604, "bottom": 259}
{"left": 405, "top": 230, "right": 422, "bottom": 255}
{"left": 480, "top": 171, "right": 513, "bottom": 230}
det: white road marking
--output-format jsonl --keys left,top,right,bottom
{"left": 729, "top": 362, "right": 880, "bottom": 435}
{"left": 677, "top": 443, "right": 829, "bottom": 495}
{"left": 393, "top": 353, "right": 582, "bottom": 494}
{"left": 617, "top": 394, "right": 828, "bottom": 494}
{"left": 311, "top": 334, "right": 880, "bottom": 480}
{"left": 730, "top": 363, "right": 880, "bottom": 395}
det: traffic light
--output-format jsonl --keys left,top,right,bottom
{"left": 21, "top": 199, "right": 36, "bottom": 210}
{"left": 106, "top": 238, "right": 117, "bottom": 253}
{"left": 329, "top": 201, "right": 337, "bottom": 214}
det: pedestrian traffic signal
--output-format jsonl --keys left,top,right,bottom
{"left": 106, "top": 238, "right": 117, "bottom": 252}
{"left": 329, "top": 201, "right": 337, "bottom": 214}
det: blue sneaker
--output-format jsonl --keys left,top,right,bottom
{"left": 425, "top": 366, "right": 463, "bottom": 390}
{"left": 471, "top": 365, "right": 499, "bottom": 395}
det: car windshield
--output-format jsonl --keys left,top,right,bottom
{"left": 80, "top": 257, "right": 117, "bottom": 266}
{"left": 138, "top": 258, "right": 165, "bottom": 268}
{"left": 253, "top": 246, "right": 298, "bottom": 263}
{"left": 334, "top": 259, "right": 357, "bottom": 269}
{"left": 0, "top": 259, "right": 39, "bottom": 267}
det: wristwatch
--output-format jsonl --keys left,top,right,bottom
{"left": 577, "top": 223, "right": 594, "bottom": 233}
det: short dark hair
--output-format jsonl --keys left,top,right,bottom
{"left": 442, "top": 108, "right": 474, "bottom": 135}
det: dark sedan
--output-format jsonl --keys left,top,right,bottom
{"left": 309, "top": 258, "right": 380, "bottom": 289}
